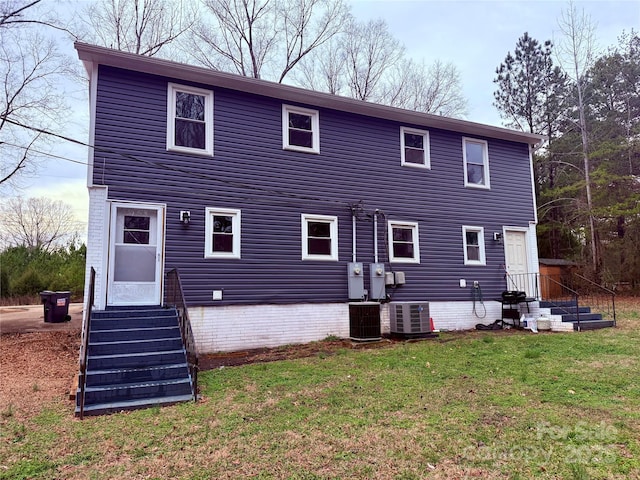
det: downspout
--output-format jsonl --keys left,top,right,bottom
{"left": 373, "top": 210, "right": 379, "bottom": 263}
{"left": 352, "top": 210, "right": 357, "bottom": 263}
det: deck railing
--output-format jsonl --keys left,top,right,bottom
{"left": 165, "top": 268, "right": 198, "bottom": 401}
{"left": 77, "top": 267, "right": 96, "bottom": 419}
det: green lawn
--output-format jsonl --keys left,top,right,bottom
{"left": 1, "top": 301, "right": 639, "bottom": 479}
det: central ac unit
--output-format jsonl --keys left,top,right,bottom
{"left": 389, "top": 302, "right": 433, "bottom": 338}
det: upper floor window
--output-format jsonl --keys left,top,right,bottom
{"left": 401, "top": 127, "right": 430, "bottom": 169}
{"left": 167, "top": 83, "right": 213, "bottom": 156}
{"left": 302, "top": 214, "right": 338, "bottom": 260}
{"left": 388, "top": 221, "right": 420, "bottom": 263}
{"left": 462, "top": 226, "right": 486, "bottom": 265}
{"left": 283, "top": 105, "right": 319, "bottom": 154}
{"left": 205, "top": 208, "right": 241, "bottom": 259}
{"left": 463, "top": 138, "right": 490, "bottom": 189}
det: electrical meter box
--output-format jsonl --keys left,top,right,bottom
{"left": 369, "top": 262, "right": 386, "bottom": 300}
{"left": 347, "top": 262, "right": 364, "bottom": 299}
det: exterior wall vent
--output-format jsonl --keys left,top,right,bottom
{"left": 348, "top": 302, "right": 381, "bottom": 341}
{"left": 389, "top": 302, "right": 433, "bottom": 338}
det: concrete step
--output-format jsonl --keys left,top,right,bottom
{"left": 549, "top": 306, "right": 592, "bottom": 315}
{"left": 561, "top": 313, "right": 603, "bottom": 323}
{"left": 83, "top": 377, "right": 192, "bottom": 404}
{"left": 91, "top": 315, "right": 179, "bottom": 330}
{"left": 573, "top": 320, "right": 615, "bottom": 331}
{"left": 88, "top": 338, "right": 183, "bottom": 356}
{"left": 90, "top": 325, "right": 181, "bottom": 343}
{"left": 87, "top": 349, "right": 187, "bottom": 370}
{"left": 86, "top": 363, "right": 190, "bottom": 387}
{"left": 76, "top": 394, "right": 195, "bottom": 417}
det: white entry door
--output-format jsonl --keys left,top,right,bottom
{"left": 504, "top": 229, "right": 532, "bottom": 295}
{"left": 107, "top": 203, "right": 165, "bottom": 306}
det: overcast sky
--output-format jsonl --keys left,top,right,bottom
{"left": 13, "top": 0, "right": 640, "bottom": 234}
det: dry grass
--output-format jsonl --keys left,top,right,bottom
{"left": 1, "top": 297, "right": 639, "bottom": 480}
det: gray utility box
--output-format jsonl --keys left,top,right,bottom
{"left": 369, "top": 263, "right": 386, "bottom": 300}
{"left": 347, "top": 262, "right": 364, "bottom": 300}
{"left": 389, "top": 302, "right": 433, "bottom": 338}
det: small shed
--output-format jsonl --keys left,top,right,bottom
{"left": 539, "top": 258, "right": 577, "bottom": 299}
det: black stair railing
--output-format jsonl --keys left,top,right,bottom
{"left": 165, "top": 268, "right": 198, "bottom": 401}
{"left": 568, "top": 273, "right": 617, "bottom": 327}
{"left": 78, "top": 267, "right": 96, "bottom": 420}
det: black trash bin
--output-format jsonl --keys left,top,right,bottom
{"left": 40, "top": 290, "right": 71, "bottom": 323}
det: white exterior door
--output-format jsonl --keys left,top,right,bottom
{"left": 504, "top": 229, "right": 532, "bottom": 295}
{"left": 107, "top": 203, "right": 165, "bottom": 306}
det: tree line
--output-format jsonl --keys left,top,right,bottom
{"left": 493, "top": 5, "right": 639, "bottom": 287}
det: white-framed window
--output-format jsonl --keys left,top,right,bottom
{"left": 388, "top": 221, "right": 420, "bottom": 263}
{"left": 283, "top": 104, "right": 320, "bottom": 154}
{"left": 167, "top": 83, "right": 214, "bottom": 156}
{"left": 301, "top": 214, "right": 338, "bottom": 260}
{"left": 462, "top": 226, "right": 486, "bottom": 265}
{"left": 401, "top": 127, "right": 430, "bottom": 169}
{"left": 205, "top": 208, "right": 241, "bottom": 259}
{"left": 463, "top": 137, "right": 490, "bottom": 189}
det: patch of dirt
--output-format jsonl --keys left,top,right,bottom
{"left": 0, "top": 331, "right": 80, "bottom": 419}
{"left": 199, "top": 338, "right": 396, "bottom": 370}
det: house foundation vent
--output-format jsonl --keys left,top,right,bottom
{"left": 389, "top": 302, "right": 434, "bottom": 338}
{"left": 349, "top": 302, "right": 381, "bottom": 341}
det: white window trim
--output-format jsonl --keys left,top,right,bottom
{"left": 282, "top": 104, "right": 320, "bottom": 154}
{"left": 400, "top": 127, "right": 430, "bottom": 169}
{"left": 205, "top": 207, "right": 241, "bottom": 259}
{"left": 388, "top": 220, "right": 420, "bottom": 264}
{"left": 462, "top": 226, "right": 486, "bottom": 266}
{"left": 301, "top": 214, "right": 338, "bottom": 261}
{"left": 462, "top": 137, "right": 490, "bottom": 189}
{"left": 167, "top": 83, "right": 214, "bottom": 156}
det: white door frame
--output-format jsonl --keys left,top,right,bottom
{"left": 106, "top": 201, "right": 166, "bottom": 306}
{"left": 503, "top": 226, "right": 536, "bottom": 297}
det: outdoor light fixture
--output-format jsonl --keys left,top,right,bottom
{"left": 493, "top": 232, "right": 503, "bottom": 242}
{"left": 180, "top": 210, "right": 191, "bottom": 225}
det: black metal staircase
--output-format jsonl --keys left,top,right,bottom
{"left": 75, "top": 306, "right": 195, "bottom": 416}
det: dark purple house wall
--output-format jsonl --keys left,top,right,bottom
{"left": 93, "top": 65, "right": 535, "bottom": 306}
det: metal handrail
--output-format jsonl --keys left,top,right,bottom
{"left": 165, "top": 268, "right": 198, "bottom": 401}
{"left": 78, "top": 267, "right": 96, "bottom": 419}
{"left": 572, "top": 273, "right": 617, "bottom": 327}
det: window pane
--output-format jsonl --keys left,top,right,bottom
{"left": 393, "top": 227, "right": 413, "bottom": 242}
{"left": 466, "top": 231, "right": 479, "bottom": 246}
{"left": 289, "top": 112, "right": 312, "bottom": 130}
{"left": 213, "top": 234, "right": 233, "bottom": 252}
{"left": 124, "top": 231, "right": 150, "bottom": 244}
{"left": 213, "top": 216, "right": 233, "bottom": 233}
{"left": 465, "top": 142, "right": 485, "bottom": 164}
{"left": 466, "top": 164, "right": 485, "bottom": 185}
{"left": 467, "top": 245, "right": 480, "bottom": 261}
{"left": 124, "top": 216, "right": 150, "bottom": 230}
{"left": 176, "top": 92, "right": 205, "bottom": 121}
{"left": 289, "top": 130, "right": 313, "bottom": 148}
{"left": 308, "top": 221, "right": 330, "bottom": 238}
{"left": 404, "top": 133, "right": 423, "bottom": 149}
{"left": 175, "top": 119, "right": 205, "bottom": 149}
{"left": 308, "top": 238, "right": 332, "bottom": 255}
{"left": 393, "top": 242, "right": 414, "bottom": 258}
{"left": 404, "top": 148, "right": 424, "bottom": 164}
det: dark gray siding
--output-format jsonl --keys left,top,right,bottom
{"left": 93, "top": 65, "right": 535, "bottom": 306}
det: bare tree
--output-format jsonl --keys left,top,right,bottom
{"left": 343, "top": 18, "right": 404, "bottom": 102}
{"left": 556, "top": 1, "right": 599, "bottom": 272}
{"left": 296, "top": 19, "right": 467, "bottom": 117}
{"left": 187, "top": 0, "right": 349, "bottom": 82}
{"left": 0, "top": 1, "right": 69, "bottom": 189}
{"left": 0, "top": 197, "right": 80, "bottom": 252}
{"left": 78, "top": 0, "right": 196, "bottom": 57}
{"left": 384, "top": 59, "right": 467, "bottom": 116}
